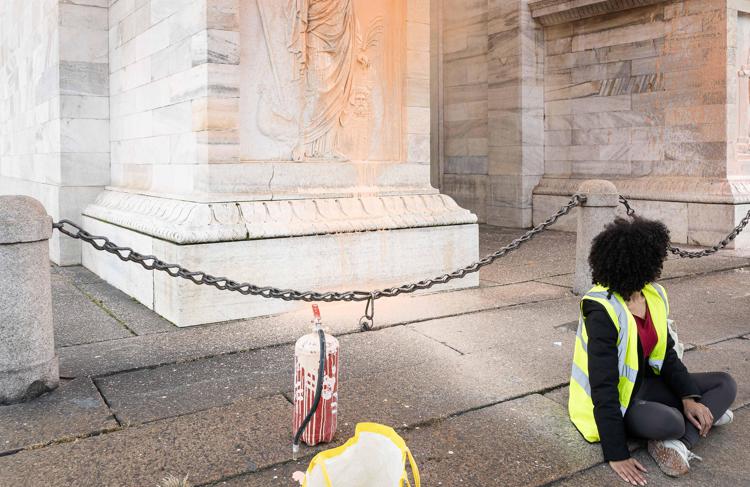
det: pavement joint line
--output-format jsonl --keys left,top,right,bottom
{"left": 92, "top": 376, "right": 124, "bottom": 427}
{"left": 684, "top": 331, "right": 750, "bottom": 349}
{"left": 407, "top": 326, "right": 466, "bottom": 356}
{"left": 0, "top": 424, "right": 124, "bottom": 459}
{"left": 125, "top": 390, "right": 294, "bottom": 428}
{"left": 79, "top": 294, "right": 574, "bottom": 381}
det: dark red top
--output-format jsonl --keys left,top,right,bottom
{"left": 633, "top": 302, "right": 658, "bottom": 358}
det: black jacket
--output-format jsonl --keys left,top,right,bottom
{"left": 582, "top": 299, "right": 700, "bottom": 461}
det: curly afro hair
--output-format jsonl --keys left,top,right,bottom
{"left": 589, "top": 216, "right": 670, "bottom": 300}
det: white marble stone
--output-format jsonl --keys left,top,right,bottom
{"left": 81, "top": 215, "right": 155, "bottom": 308}
{"left": 92, "top": 221, "right": 481, "bottom": 326}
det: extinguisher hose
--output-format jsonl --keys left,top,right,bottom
{"left": 293, "top": 327, "right": 326, "bottom": 458}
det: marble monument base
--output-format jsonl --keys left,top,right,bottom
{"left": 532, "top": 177, "right": 750, "bottom": 249}
{"left": 81, "top": 190, "right": 479, "bottom": 327}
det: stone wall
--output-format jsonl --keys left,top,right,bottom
{"left": 532, "top": 0, "right": 750, "bottom": 247}
{"left": 109, "top": 0, "right": 240, "bottom": 195}
{"left": 541, "top": 1, "right": 728, "bottom": 182}
{"left": 438, "top": 0, "right": 544, "bottom": 227}
{"left": 0, "top": 0, "right": 109, "bottom": 264}
{"left": 439, "top": 0, "right": 489, "bottom": 222}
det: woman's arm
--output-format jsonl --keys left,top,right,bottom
{"left": 582, "top": 300, "right": 631, "bottom": 462}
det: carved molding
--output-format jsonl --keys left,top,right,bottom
{"left": 84, "top": 191, "right": 478, "bottom": 244}
{"left": 529, "top": 0, "right": 667, "bottom": 26}
{"left": 533, "top": 177, "right": 750, "bottom": 204}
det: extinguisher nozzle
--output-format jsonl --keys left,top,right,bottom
{"left": 292, "top": 443, "right": 300, "bottom": 460}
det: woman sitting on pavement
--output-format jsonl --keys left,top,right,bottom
{"left": 568, "top": 216, "right": 737, "bottom": 485}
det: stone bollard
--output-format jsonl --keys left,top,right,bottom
{"left": 573, "top": 180, "right": 619, "bottom": 295}
{"left": 0, "top": 195, "right": 59, "bottom": 404}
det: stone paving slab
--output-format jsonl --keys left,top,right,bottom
{"left": 52, "top": 277, "right": 133, "bottom": 347}
{"left": 409, "top": 296, "right": 580, "bottom": 354}
{"left": 318, "top": 329, "right": 575, "bottom": 439}
{"left": 0, "top": 395, "right": 292, "bottom": 487}
{"left": 666, "top": 269, "right": 750, "bottom": 346}
{"left": 682, "top": 339, "right": 750, "bottom": 409}
{"left": 478, "top": 229, "right": 576, "bottom": 286}
{"left": 0, "top": 378, "right": 118, "bottom": 455}
{"left": 551, "top": 407, "right": 750, "bottom": 487}
{"left": 399, "top": 394, "right": 602, "bottom": 487}
{"left": 217, "top": 394, "right": 603, "bottom": 487}
{"left": 52, "top": 264, "right": 106, "bottom": 286}
{"left": 58, "top": 281, "right": 568, "bottom": 377}
{"left": 78, "top": 282, "right": 175, "bottom": 335}
{"left": 95, "top": 326, "right": 458, "bottom": 425}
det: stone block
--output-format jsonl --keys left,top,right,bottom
{"left": 81, "top": 215, "right": 155, "bottom": 309}
{"left": 688, "top": 202, "right": 747, "bottom": 247}
{"left": 80, "top": 213, "right": 479, "bottom": 326}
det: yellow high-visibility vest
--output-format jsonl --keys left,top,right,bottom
{"left": 569, "top": 282, "right": 669, "bottom": 442}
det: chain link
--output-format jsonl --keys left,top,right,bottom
{"left": 53, "top": 194, "right": 586, "bottom": 328}
{"left": 617, "top": 195, "right": 750, "bottom": 258}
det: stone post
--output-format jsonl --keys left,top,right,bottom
{"left": 573, "top": 180, "right": 619, "bottom": 295}
{"left": 0, "top": 196, "right": 58, "bottom": 404}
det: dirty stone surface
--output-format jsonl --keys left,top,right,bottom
{"left": 2, "top": 227, "right": 749, "bottom": 486}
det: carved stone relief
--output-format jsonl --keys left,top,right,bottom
{"left": 241, "top": 0, "right": 403, "bottom": 163}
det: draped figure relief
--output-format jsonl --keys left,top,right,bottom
{"left": 244, "top": 0, "right": 399, "bottom": 163}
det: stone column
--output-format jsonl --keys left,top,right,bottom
{"left": 486, "top": 0, "right": 545, "bottom": 227}
{"left": 573, "top": 180, "right": 618, "bottom": 295}
{"left": 0, "top": 196, "right": 58, "bottom": 404}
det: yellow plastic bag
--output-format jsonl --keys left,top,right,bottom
{"left": 302, "top": 423, "right": 420, "bottom": 487}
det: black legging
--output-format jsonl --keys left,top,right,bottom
{"left": 624, "top": 372, "right": 737, "bottom": 449}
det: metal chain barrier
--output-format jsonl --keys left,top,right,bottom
{"left": 53, "top": 194, "right": 586, "bottom": 330}
{"left": 618, "top": 195, "right": 750, "bottom": 258}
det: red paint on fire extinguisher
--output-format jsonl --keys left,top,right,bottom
{"left": 292, "top": 304, "right": 339, "bottom": 458}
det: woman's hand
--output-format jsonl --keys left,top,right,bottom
{"left": 683, "top": 398, "right": 713, "bottom": 437}
{"left": 609, "top": 458, "right": 648, "bottom": 485}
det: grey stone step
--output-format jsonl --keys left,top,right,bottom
{"left": 0, "top": 395, "right": 292, "bottom": 487}
{"left": 0, "top": 378, "right": 118, "bottom": 455}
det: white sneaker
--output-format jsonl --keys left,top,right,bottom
{"left": 714, "top": 409, "right": 734, "bottom": 426}
{"left": 647, "top": 439, "right": 702, "bottom": 477}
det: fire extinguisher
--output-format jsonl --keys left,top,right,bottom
{"left": 292, "top": 304, "right": 339, "bottom": 459}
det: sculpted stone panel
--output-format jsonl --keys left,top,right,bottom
{"left": 240, "top": 0, "right": 404, "bottom": 163}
